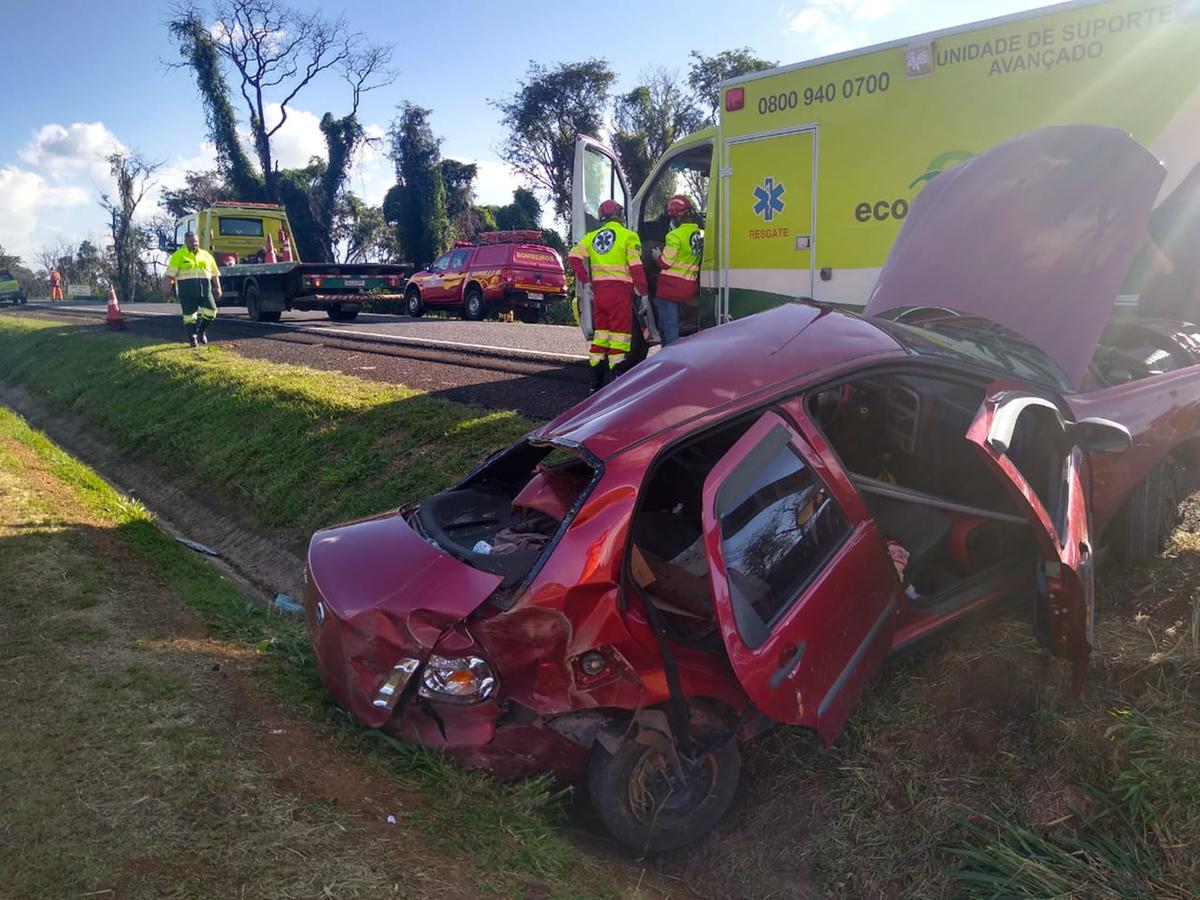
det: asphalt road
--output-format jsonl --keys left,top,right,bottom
{"left": 11, "top": 301, "right": 591, "bottom": 421}
{"left": 35, "top": 300, "right": 588, "bottom": 360}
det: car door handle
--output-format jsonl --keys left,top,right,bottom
{"left": 768, "top": 642, "right": 807, "bottom": 688}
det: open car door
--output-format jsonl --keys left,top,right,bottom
{"left": 701, "top": 411, "right": 901, "bottom": 744}
{"left": 965, "top": 386, "right": 1115, "bottom": 690}
{"left": 572, "top": 136, "right": 631, "bottom": 341}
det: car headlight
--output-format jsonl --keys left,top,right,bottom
{"left": 418, "top": 654, "right": 497, "bottom": 704}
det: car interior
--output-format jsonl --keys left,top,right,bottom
{"left": 412, "top": 441, "right": 595, "bottom": 592}
{"left": 627, "top": 370, "right": 1070, "bottom": 646}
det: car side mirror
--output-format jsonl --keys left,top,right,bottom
{"left": 1069, "top": 417, "right": 1131, "bottom": 455}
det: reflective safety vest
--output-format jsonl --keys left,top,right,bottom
{"left": 568, "top": 221, "right": 647, "bottom": 294}
{"left": 656, "top": 222, "right": 702, "bottom": 303}
{"left": 165, "top": 247, "right": 220, "bottom": 301}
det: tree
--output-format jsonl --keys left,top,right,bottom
{"left": 687, "top": 48, "right": 777, "bottom": 126}
{"left": 101, "top": 151, "right": 162, "bottom": 303}
{"left": 492, "top": 59, "right": 615, "bottom": 223}
{"left": 612, "top": 68, "right": 704, "bottom": 195}
{"left": 493, "top": 187, "right": 541, "bottom": 231}
{"left": 385, "top": 103, "right": 451, "bottom": 266}
{"left": 440, "top": 159, "right": 478, "bottom": 223}
{"left": 160, "top": 169, "right": 236, "bottom": 218}
{"left": 333, "top": 194, "right": 394, "bottom": 263}
{"left": 168, "top": 1, "right": 394, "bottom": 260}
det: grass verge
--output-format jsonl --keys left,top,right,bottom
{"left": 0, "top": 315, "right": 532, "bottom": 536}
{"left": 0, "top": 405, "right": 623, "bottom": 897}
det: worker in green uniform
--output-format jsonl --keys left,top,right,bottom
{"left": 164, "top": 230, "right": 222, "bottom": 347}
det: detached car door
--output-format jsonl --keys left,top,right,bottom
{"left": 701, "top": 411, "right": 901, "bottom": 744}
{"left": 965, "top": 386, "right": 1103, "bottom": 689}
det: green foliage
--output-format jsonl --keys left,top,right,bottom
{"left": 612, "top": 69, "right": 704, "bottom": 195}
{"left": 277, "top": 160, "right": 328, "bottom": 264}
{"left": 102, "top": 151, "right": 160, "bottom": 307}
{"left": 688, "top": 47, "right": 777, "bottom": 125}
{"left": 333, "top": 193, "right": 395, "bottom": 262}
{"left": 159, "top": 169, "right": 238, "bottom": 218}
{"left": 0, "top": 317, "right": 532, "bottom": 536}
{"left": 167, "top": 9, "right": 262, "bottom": 200}
{"left": 440, "top": 159, "right": 478, "bottom": 222}
{"left": 386, "top": 103, "right": 452, "bottom": 267}
{"left": 491, "top": 59, "right": 615, "bottom": 223}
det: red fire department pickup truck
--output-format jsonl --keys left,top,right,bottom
{"left": 403, "top": 231, "right": 566, "bottom": 323}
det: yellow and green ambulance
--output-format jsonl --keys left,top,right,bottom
{"left": 573, "top": 0, "right": 1200, "bottom": 327}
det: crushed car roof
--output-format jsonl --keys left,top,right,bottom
{"left": 866, "top": 124, "right": 1165, "bottom": 389}
{"left": 537, "top": 303, "right": 904, "bottom": 458}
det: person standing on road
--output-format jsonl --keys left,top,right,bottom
{"left": 163, "top": 230, "right": 222, "bottom": 347}
{"left": 49, "top": 267, "right": 63, "bottom": 302}
{"left": 567, "top": 199, "right": 648, "bottom": 393}
{"left": 651, "top": 195, "right": 703, "bottom": 346}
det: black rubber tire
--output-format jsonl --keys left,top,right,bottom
{"left": 405, "top": 287, "right": 425, "bottom": 318}
{"left": 1107, "top": 459, "right": 1182, "bottom": 564}
{"left": 326, "top": 303, "right": 359, "bottom": 322}
{"left": 516, "top": 306, "right": 544, "bottom": 324}
{"left": 588, "top": 734, "right": 740, "bottom": 854}
{"left": 463, "top": 287, "right": 486, "bottom": 321}
{"left": 244, "top": 281, "right": 281, "bottom": 323}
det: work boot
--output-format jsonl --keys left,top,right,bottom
{"left": 588, "top": 360, "right": 608, "bottom": 395}
{"left": 197, "top": 318, "right": 211, "bottom": 346}
{"left": 186, "top": 322, "right": 199, "bottom": 348}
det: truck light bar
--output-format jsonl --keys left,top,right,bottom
{"left": 478, "top": 230, "right": 544, "bottom": 245}
{"left": 212, "top": 201, "right": 284, "bottom": 210}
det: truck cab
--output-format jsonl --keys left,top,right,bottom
{"left": 171, "top": 201, "right": 296, "bottom": 266}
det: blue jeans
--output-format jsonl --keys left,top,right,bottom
{"left": 653, "top": 298, "right": 680, "bottom": 345}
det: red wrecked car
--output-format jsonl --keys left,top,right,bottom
{"left": 305, "top": 126, "right": 1200, "bottom": 852}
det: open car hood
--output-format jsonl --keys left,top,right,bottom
{"left": 866, "top": 125, "right": 1165, "bottom": 388}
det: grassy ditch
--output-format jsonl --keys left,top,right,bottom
{"left": 0, "top": 315, "right": 532, "bottom": 537}
{"left": 0, "top": 405, "right": 628, "bottom": 898}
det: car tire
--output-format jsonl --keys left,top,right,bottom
{"left": 516, "top": 307, "right": 544, "bottom": 324}
{"left": 1108, "top": 459, "right": 1182, "bottom": 564}
{"left": 588, "top": 732, "right": 740, "bottom": 854}
{"left": 405, "top": 287, "right": 425, "bottom": 318}
{"left": 463, "top": 287, "right": 486, "bottom": 321}
{"left": 326, "top": 303, "right": 359, "bottom": 322}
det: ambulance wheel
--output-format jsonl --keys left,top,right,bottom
{"left": 588, "top": 734, "right": 739, "bottom": 854}
{"left": 463, "top": 287, "right": 486, "bottom": 321}
{"left": 405, "top": 286, "right": 425, "bottom": 317}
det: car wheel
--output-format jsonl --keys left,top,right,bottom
{"left": 463, "top": 287, "right": 486, "bottom": 321}
{"left": 405, "top": 287, "right": 425, "bottom": 318}
{"left": 588, "top": 733, "right": 740, "bottom": 854}
{"left": 516, "top": 306, "right": 543, "bottom": 324}
{"left": 1108, "top": 459, "right": 1182, "bottom": 564}
{"left": 326, "top": 303, "right": 359, "bottom": 322}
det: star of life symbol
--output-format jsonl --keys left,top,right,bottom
{"left": 753, "top": 177, "right": 785, "bottom": 222}
{"left": 689, "top": 231, "right": 704, "bottom": 256}
{"left": 592, "top": 227, "right": 616, "bottom": 253}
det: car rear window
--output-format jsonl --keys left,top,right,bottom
{"left": 473, "top": 245, "right": 507, "bottom": 267}
{"left": 218, "top": 217, "right": 266, "bottom": 237}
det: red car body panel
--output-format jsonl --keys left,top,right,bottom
{"left": 867, "top": 125, "right": 1165, "bottom": 389}
{"left": 306, "top": 126, "right": 1200, "bottom": 804}
{"left": 306, "top": 510, "right": 502, "bottom": 728}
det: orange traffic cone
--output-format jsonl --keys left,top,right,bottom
{"left": 278, "top": 228, "right": 293, "bottom": 262}
{"left": 264, "top": 233, "right": 277, "bottom": 264}
{"left": 106, "top": 285, "right": 126, "bottom": 330}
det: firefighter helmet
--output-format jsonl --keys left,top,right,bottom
{"left": 666, "top": 194, "right": 693, "bottom": 217}
{"left": 598, "top": 199, "right": 624, "bottom": 221}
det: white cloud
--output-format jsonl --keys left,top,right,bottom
{"left": 258, "top": 103, "right": 327, "bottom": 169}
{"left": 0, "top": 165, "right": 93, "bottom": 260}
{"left": 471, "top": 159, "right": 522, "bottom": 207}
{"left": 784, "top": 0, "right": 894, "bottom": 52}
{"left": 19, "top": 121, "right": 125, "bottom": 184}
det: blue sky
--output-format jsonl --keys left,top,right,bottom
{"left": 0, "top": 0, "right": 1043, "bottom": 262}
